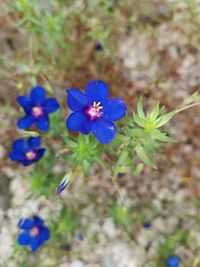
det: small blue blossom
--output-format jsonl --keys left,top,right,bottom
{"left": 17, "top": 86, "right": 60, "bottom": 131}
{"left": 143, "top": 221, "right": 152, "bottom": 229}
{"left": 9, "top": 136, "right": 45, "bottom": 166}
{"left": 18, "top": 216, "right": 50, "bottom": 252}
{"left": 76, "top": 232, "right": 84, "bottom": 241}
{"left": 95, "top": 42, "right": 103, "bottom": 51}
{"left": 66, "top": 80, "right": 127, "bottom": 144}
{"left": 166, "top": 256, "right": 181, "bottom": 267}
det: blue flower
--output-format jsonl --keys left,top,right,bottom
{"left": 66, "top": 80, "right": 127, "bottom": 144}
{"left": 95, "top": 42, "right": 103, "bottom": 51}
{"left": 76, "top": 232, "right": 84, "bottom": 241}
{"left": 143, "top": 221, "right": 152, "bottom": 229}
{"left": 9, "top": 136, "right": 45, "bottom": 166}
{"left": 18, "top": 216, "right": 50, "bottom": 252}
{"left": 17, "top": 86, "right": 60, "bottom": 131}
{"left": 166, "top": 256, "right": 181, "bottom": 267}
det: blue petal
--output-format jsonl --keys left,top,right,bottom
{"left": 66, "top": 112, "right": 91, "bottom": 134}
{"left": 18, "top": 231, "right": 31, "bottom": 246}
{"left": 35, "top": 148, "right": 46, "bottom": 161}
{"left": 28, "top": 137, "right": 41, "bottom": 149}
{"left": 85, "top": 80, "right": 108, "bottom": 105}
{"left": 17, "top": 96, "right": 32, "bottom": 112}
{"left": 35, "top": 115, "right": 49, "bottom": 131}
{"left": 91, "top": 119, "right": 117, "bottom": 144}
{"left": 30, "top": 86, "right": 46, "bottom": 105}
{"left": 40, "top": 227, "right": 50, "bottom": 241}
{"left": 67, "top": 89, "right": 88, "bottom": 111}
{"left": 33, "top": 216, "right": 44, "bottom": 226}
{"left": 17, "top": 115, "right": 34, "bottom": 129}
{"left": 104, "top": 98, "right": 127, "bottom": 121}
{"left": 13, "top": 139, "right": 28, "bottom": 153}
{"left": 44, "top": 98, "right": 60, "bottom": 113}
{"left": 18, "top": 218, "right": 34, "bottom": 230}
{"left": 9, "top": 151, "right": 24, "bottom": 162}
{"left": 30, "top": 236, "right": 43, "bottom": 252}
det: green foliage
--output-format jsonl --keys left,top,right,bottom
{"left": 111, "top": 98, "right": 176, "bottom": 174}
{"left": 157, "top": 230, "right": 189, "bottom": 262}
{"left": 62, "top": 133, "right": 104, "bottom": 176}
{"left": 182, "top": 91, "right": 200, "bottom": 105}
{"left": 111, "top": 204, "right": 132, "bottom": 228}
{"left": 27, "top": 150, "right": 60, "bottom": 196}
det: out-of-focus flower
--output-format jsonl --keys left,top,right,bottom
{"left": 95, "top": 42, "right": 103, "bottom": 51}
{"left": 18, "top": 216, "right": 50, "bottom": 252}
{"left": 17, "top": 86, "right": 60, "bottom": 131}
{"left": 76, "top": 232, "right": 84, "bottom": 241}
{"left": 66, "top": 80, "right": 127, "bottom": 144}
{"left": 166, "top": 256, "right": 181, "bottom": 267}
{"left": 9, "top": 136, "right": 45, "bottom": 166}
{"left": 143, "top": 221, "right": 152, "bottom": 229}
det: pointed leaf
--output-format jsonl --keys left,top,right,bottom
{"left": 155, "top": 111, "right": 175, "bottom": 128}
{"left": 151, "top": 129, "right": 176, "bottom": 143}
{"left": 149, "top": 103, "right": 160, "bottom": 120}
{"left": 135, "top": 145, "right": 157, "bottom": 169}
{"left": 133, "top": 112, "right": 146, "bottom": 127}
{"left": 137, "top": 97, "right": 145, "bottom": 118}
{"left": 183, "top": 91, "right": 200, "bottom": 105}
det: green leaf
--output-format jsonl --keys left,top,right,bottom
{"left": 149, "top": 103, "right": 160, "bottom": 120}
{"left": 135, "top": 145, "right": 157, "bottom": 169}
{"left": 151, "top": 129, "right": 176, "bottom": 143}
{"left": 155, "top": 111, "right": 175, "bottom": 128}
{"left": 133, "top": 112, "right": 146, "bottom": 127}
{"left": 142, "top": 138, "right": 156, "bottom": 154}
{"left": 117, "top": 151, "right": 129, "bottom": 165}
{"left": 182, "top": 91, "right": 200, "bottom": 105}
{"left": 83, "top": 159, "right": 90, "bottom": 177}
{"left": 137, "top": 97, "right": 145, "bottom": 118}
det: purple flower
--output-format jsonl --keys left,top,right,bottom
{"left": 9, "top": 136, "right": 45, "bottom": 166}
{"left": 18, "top": 216, "right": 50, "bottom": 252}
{"left": 17, "top": 86, "right": 60, "bottom": 131}
{"left": 66, "top": 80, "right": 127, "bottom": 144}
{"left": 166, "top": 256, "right": 181, "bottom": 267}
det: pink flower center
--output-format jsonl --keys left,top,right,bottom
{"left": 32, "top": 106, "right": 43, "bottom": 118}
{"left": 26, "top": 150, "right": 37, "bottom": 160}
{"left": 85, "top": 102, "right": 103, "bottom": 121}
{"left": 30, "top": 227, "right": 40, "bottom": 236}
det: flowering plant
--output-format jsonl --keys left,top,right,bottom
{"left": 8, "top": 81, "right": 200, "bottom": 264}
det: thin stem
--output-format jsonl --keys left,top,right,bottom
{"left": 176, "top": 101, "right": 200, "bottom": 114}
{"left": 111, "top": 176, "right": 128, "bottom": 207}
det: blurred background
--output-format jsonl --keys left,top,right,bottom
{"left": 0, "top": 0, "right": 200, "bottom": 266}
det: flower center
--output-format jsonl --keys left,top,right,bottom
{"left": 30, "top": 227, "right": 40, "bottom": 237}
{"left": 85, "top": 102, "right": 103, "bottom": 121}
{"left": 32, "top": 106, "right": 43, "bottom": 118}
{"left": 26, "top": 150, "right": 37, "bottom": 160}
